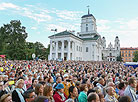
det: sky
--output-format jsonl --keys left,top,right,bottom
{"left": 0, "top": 0, "right": 138, "bottom": 48}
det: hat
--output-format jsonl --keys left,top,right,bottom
{"left": 55, "top": 83, "right": 64, "bottom": 89}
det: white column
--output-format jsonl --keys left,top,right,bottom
{"left": 50, "top": 40, "right": 52, "bottom": 60}
{"left": 73, "top": 42, "right": 75, "bottom": 60}
{"left": 93, "top": 44, "right": 96, "bottom": 61}
{"left": 67, "top": 40, "right": 71, "bottom": 60}
{"left": 55, "top": 41, "right": 58, "bottom": 60}
{"left": 61, "top": 40, "right": 64, "bottom": 60}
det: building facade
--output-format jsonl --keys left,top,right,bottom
{"left": 48, "top": 10, "right": 120, "bottom": 61}
{"left": 102, "top": 36, "right": 120, "bottom": 61}
{"left": 120, "top": 48, "right": 138, "bottom": 62}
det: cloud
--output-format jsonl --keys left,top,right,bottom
{"left": 31, "top": 27, "right": 37, "bottom": 30}
{"left": 0, "top": 2, "right": 52, "bottom": 23}
{"left": 54, "top": 10, "right": 83, "bottom": 20}
{"left": 97, "top": 19, "right": 110, "bottom": 25}
{"left": 0, "top": 2, "right": 20, "bottom": 10}
{"left": 97, "top": 19, "right": 111, "bottom": 32}
{"left": 96, "top": 18, "right": 138, "bottom": 47}
{"left": 21, "top": 9, "right": 52, "bottom": 22}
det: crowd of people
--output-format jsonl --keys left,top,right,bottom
{"left": 0, "top": 59, "right": 138, "bottom": 102}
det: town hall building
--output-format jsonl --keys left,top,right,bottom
{"left": 48, "top": 9, "right": 120, "bottom": 61}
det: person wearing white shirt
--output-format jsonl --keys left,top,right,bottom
{"left": 124, "top": 77, "right": 137, "bottom": 102}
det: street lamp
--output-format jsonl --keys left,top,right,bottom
{"left": 51, "top": 29, "right": 57, "bottom": 47}
{"left": 51, "top": 29, "right": 57, "bottom": 60}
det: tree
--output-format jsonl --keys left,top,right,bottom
{"left": 45, "top": 44, "right": 50, "bottom": 60}
{"left": 0, "top": 20, "right": 28, "bottom": 60}
{"left": 25, "top": 42, "right": 35, "bottom": 60}
{"left": 117, "top": 52, "right": 122, "bottom": 61}
{"left": 34, "top": 42, "right": 47, "bottom": 59}
{"left": 133, "top": 51, "right": 138, "bottom": 62}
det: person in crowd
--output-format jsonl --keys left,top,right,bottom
{"left": 62, "top": 74, "right": 72, "bottom": 97}
{"left": 0, "top": 93, "right": 12, "bottom": 102}
{"left": 108, "top": 82, "right": 119, "bottom": 99}
{"left": 35, "top": 83, "right": 43, "bottom": 96}
{"left": 1, "top": 60, "right": 138, "bottom": 102}
{"left": 75, "top": 81, "right": 80, "bottom": 94}
{"left": 33, "top": 96, "right": 49, "bottom": 102}
{"left": 78, "top": 84, "right": 88, "bottom": 102}
{"left": 23, "top": 89, "right": 36, "bottom": 102}
{"left": 96, "top": 78, "right": 105, "bottom": 95}
{"left": 3, "top": 75, "right": 9, "bottom": 84}
{"left": 28, "top": 79, "right": 38, "bottom": 90}
{"left": 18, "top": 72, "right": 24, "bottom": 80}
{"left": 4, "top": 80, "right": 15, "bottom": 93}
{"left": 43, "top": 84, "right": 55, "bottom": 102}
{"left": 0, "top": 81, "right": 4, "bottom": 91}
{"left": 47, "top": 76, "right": 54, "bottom": 85}
{"left": 105, "top": 86, "right": 118, "bottom": 102}
{"left": 66, "top": 86, "right": 78, "bottom": 102}
{"left": 87, "top": 92, "right": 100, "bottom": 102}
{"left": 0, "top": 81, "right": 7, "bottom": 95}
{"left": 93, "top": 87, "right": 101, "bottom": 94}
{"left": 53, "top": 77, "right": 62, "bottom": 91}
{"left": 0, "top": 75, "right": 3, "bottom": 81}
{"left": 12, "top": 79, "right": 25, "bottom": 102}
{"left": 124, "top": 77, "right": 137, "bottom": 102}
{"left": 115, "top": 81, "right": 120, "bottom": 94}
{"left": 87, "top": 89, "right": 96, "bottom": 96}
{"left": 119, "top": 96, "right": 131, "bottom": 102}
{"left": 118, "top": 82, "right": 126, "bottom": 96}
{"left": 98, "top": 93, "right": 105, "bottom": 102}
{"left": 53, "top": 83, "right": 67, "bottom": 102}
{"left": 24, "top": 73, "right": 32, "bottom": 89}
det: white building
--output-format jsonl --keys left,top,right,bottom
{"left": 102, "top": 36, "right": 120, "bottom": 61}
{"left": 48, "top": 10, "right": 120, "bottom": 61}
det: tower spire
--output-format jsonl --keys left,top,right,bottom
{"left": 87, "top": 5, "right": 90, "bottom": 14}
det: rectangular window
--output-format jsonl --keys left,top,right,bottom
{"left": 77, "top": 46, "right": 78, "bottom": 51}
{"left": 86, "top": 47, "right": 88, "bottom": 52}
{"left": 86, "top": 27, "right": 88, "bottom": 32}
{"left": 79, "top": 46, "right": 80, "bottom": 51}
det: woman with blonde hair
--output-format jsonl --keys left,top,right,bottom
{"left": 12, "top": 79, "right": 25, "bottom": 102}
{"left": 43, "top": 84, "right": 55, "bottom": 102}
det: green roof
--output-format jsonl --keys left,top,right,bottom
{"left": 49, "top": 31, "right": 99, "bottom": 41}
{"left": 49, "top": 31, "right": 72, "bottom": 37}
{"left": 81, "top": 35, "right": 99, "bottom": 41}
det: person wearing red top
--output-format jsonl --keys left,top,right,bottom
{"left": 53, "top": 83, "right": 67, "bottom": 102}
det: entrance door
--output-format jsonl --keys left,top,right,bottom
{"left": 64, "top": 57, "right": 67, "bottom": 61}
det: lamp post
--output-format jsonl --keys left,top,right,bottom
{"left": 51, "top": 29, "right": 57, "bottom": 60}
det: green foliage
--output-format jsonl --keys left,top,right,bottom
{"left": 133, "top": 51, "right": 138, "bottom": 62}
{"left": 0, "top": 20, "right": 49, "bottom": 60}
{"left": 0, "top": 20, "right": 27, "bottom": 60}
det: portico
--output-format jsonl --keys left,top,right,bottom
{"left": 49, "top": 39, "right": 75, "bottom": 61}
